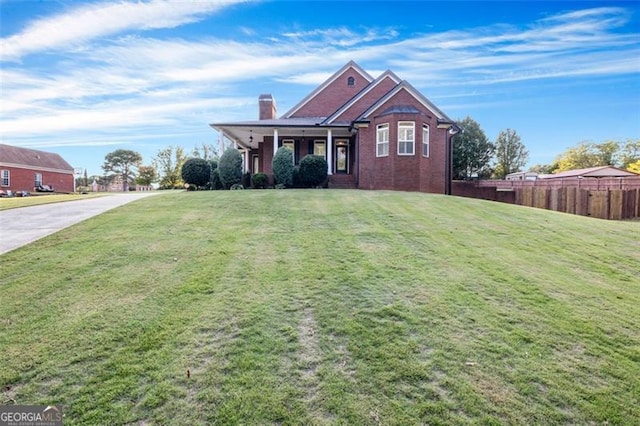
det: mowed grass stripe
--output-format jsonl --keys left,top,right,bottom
{"left": 0, "top": 190, "right": 638, "bottom": 425}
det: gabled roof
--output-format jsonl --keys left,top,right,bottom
{"left": 356, "top": 80, "right": 452, "bottom": 123}
{"left": 323, "top": 70, "right": 401, "bottom": 124}
{"left": 282, "top": 60, "right": 374, "bottom": 118}
{"left": 0, "top": 144, "right": 74, "bottom": 173}
{"left": 540, "top": 166, "right": 639, "bottom": 179}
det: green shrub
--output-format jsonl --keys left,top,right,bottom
{"left": 210, "top": 169, "right": 223, "bottom": 190}
{"left": 299, "top": 155, "right": 328, "bottom": 187}
{"left": 218, "top": 148, "right": 243, "bottom": 189}
{"left": 252, "top": 173, "right": 268, "bottom": 189}
{"left": 272, "top": 147, "right": 294, "bottom": 187}
{"left": 242, "top": 172, "right": 251, "bottom": 188}
{"left": 292, "top": 166, "right": 301, "bottom": 188}
{"left": 230, "top": 184, "right": 245, "bottom": 190}
{"left": 181, "top": 158, "right": 212, "bottom": 188}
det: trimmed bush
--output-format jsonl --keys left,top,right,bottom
{"left": 218, "top": 148, "right": 243, "bottom": 189}
{"left": 230, "top": 184, "right": 244, "bottom": 190}
{"left": 272, "top": 146, "right": 294, "bottom": 187}
{"left": 292, "top": 166, "right": 301, "bottom": 188}
{"left": 252, "top": 173, "right": 268, "bottom": 189}
{"left": 299, "top": 155, "right": 328, "bottom": 187}
{"left": 181, "top": 158, "right": 212, "bottom": 188}
{"left": 242, "top": 172, "right": 251, "bottom": 188}
{"left": 210, "top": 169, "right": 223, "bottom": 190}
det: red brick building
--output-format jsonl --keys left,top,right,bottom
{"left": 0, "top": 144, "right": 74, "bottom": 193}
{"left": 211, "top": 61, "right": 459, "bottom": 193}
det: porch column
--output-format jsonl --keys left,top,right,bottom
{"left": 327, "top": 129, "right": 333, "bottom": 175}
{"left": 273, "top": 128, "right": 279, "bottom": 157}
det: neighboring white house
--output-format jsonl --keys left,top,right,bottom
{"left": 506, "top": 171, "right": 538, "bottom": 181}
{"left": 538, "top": 165, "right": 638, "bottom": 179}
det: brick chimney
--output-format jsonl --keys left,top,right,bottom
{"left": 259, "top": 94, "right": 277, "bottom": 120}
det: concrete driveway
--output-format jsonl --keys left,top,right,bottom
{"left": 0, "top": 192, "right": 162, "bottom": 255}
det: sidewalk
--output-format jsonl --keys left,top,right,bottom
{"left": 0, "top": 192, "right": 162, "bottom": 255}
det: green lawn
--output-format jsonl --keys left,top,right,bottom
{"left": 1, "top": 190, "right": 638, "bottom": 425}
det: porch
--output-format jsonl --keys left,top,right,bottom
{"left": 212, "top": 121, "right": 357, "bottom": 184}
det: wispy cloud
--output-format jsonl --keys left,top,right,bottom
{"left": 0, "top": 0, "right": 248, "bottom": 60}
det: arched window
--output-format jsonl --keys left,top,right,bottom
{"left": 347, "top": 76, "right": 355, "bottom": 86}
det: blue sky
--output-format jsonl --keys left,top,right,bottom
{"left": 1, "top": 0, "right": 639, "bottom": 176}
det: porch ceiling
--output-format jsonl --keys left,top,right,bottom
{"left": 210, "top": 122, "right": 353, "bottom": 150}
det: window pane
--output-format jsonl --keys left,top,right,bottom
{"left": 314, "top": 141, "right": 326, "bottom": 157}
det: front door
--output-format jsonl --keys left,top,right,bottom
{"left": 335, "top": 141, "right": 349, "bottom": 174}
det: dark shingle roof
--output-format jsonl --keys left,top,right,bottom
{"left": 0, "top": 144, "right": 74, "bottom": 172}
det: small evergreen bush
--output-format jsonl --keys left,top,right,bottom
{"left": 292, "top": 166, "right": 301, "bottom": 188}
{"left": 181, "top": 158, "right": 212, "bottom": 188}
{"left": 218, "top": 148, "right": 243, "bottom": 189}
{"left": 299, "top": 155, "right": 328, "bottom": 187}
{"left": 210, "top": 169, "right": 223, "bottom": 190}
{"left": 272, "top": 147, "right": 294, "bottom": 187}
{"left": 230, "top": 184, "right": 245, "bottom": 190}
{"left": 252, "top": 173, "right": 268, "bottom": 189}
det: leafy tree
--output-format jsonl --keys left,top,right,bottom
{"left": 191, "top": 143, "right": 218, "bottom": 161}
{"left": 528, "top": 163, "right": 557, "bottom": 175}
{"left": 594, "top": 141, "right": 619, "bottom": 166}
{"left": 218, "top": 148, "right": 243, "bottom": 189}
{"left": 627, "top": 159, "right": 640, "bottom": 174}
{"left": 210, "top": 168, "right": 223, "bottom": 190}
{"left": 493, "top": 128, "right": 528, "bottom": 179}
{"left": 553, "top": 141, "right": 627, "bottom": 173}
{"left": 154, "top": 146, "right": 187, "bottom": 189}
{"left": 452, "top": 116, "right": 494, "bottom": 179}
{"left": 102, "top": 149, "right": 142, "bottom": 192}
{"left": 136, "top": 165, "right": 157, "bottom": 186}
{"left": 181, "top": 158, "right": 212, "bottom": 188}
{"left": 299, "top": 155, "right": 328, "bottom": 187}
{"left": 272, "top": 146, "right": 294, "bottom": 187}
{"left": 554, "top": 143, "right": 601, "bottom": 172}
{"left": 620, "top": 139, "right": 640, "bottom": 169}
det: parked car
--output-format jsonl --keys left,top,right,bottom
{"left": 35, "top": 184, "right": 54, "bottom": 192}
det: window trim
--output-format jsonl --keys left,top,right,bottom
{"left": 1, "top": 170, "right": 9, "bottom": 187}
{"left": 35, "top": 172, "right": 43, "bottom": 187}
{"left": 347, "top": 76, "right": 355, "bottom": 86}
{"left": 422, "top": 124, "right": 430, "bottom": 157}
{"left": 376, "top": 123, "right": 389, "bottom": 157}
{"left": 397, "top": 121, "right": 415, "bottom": 156}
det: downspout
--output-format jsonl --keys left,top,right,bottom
{"left": 445, "top": 124, "right": 460, "bottom": 195}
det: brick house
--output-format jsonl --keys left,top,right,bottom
{"left": 210, "top": 61, "right": 459, "bottom": 192}
{"left": 0, "top": 144, "right": 74, "bottom": 193}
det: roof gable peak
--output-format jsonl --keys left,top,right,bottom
{"left": 282, "top": 61, "right": 374, "bottom": 118}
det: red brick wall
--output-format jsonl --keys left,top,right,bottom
{"left": 334, "top": 76, "right": 398, "bottom": 122}
{"left": 1, "top": 166, "right": 74, "bottom": 193}
{"left": 356, "top": 90, "right": 448, "bottom": 194}
{"left": 290, "top": 70, "right": 370, "bottom": 118}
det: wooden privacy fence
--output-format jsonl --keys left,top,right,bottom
{"left": 452, "top": 181, "right": 640, "bottom": 220}
{"left": 517, "top": 187, "right": 639, "bottom": 220}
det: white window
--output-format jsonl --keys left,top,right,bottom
{"left": 398, "top": 121, "right": 415, "bottom": 155}
{"left": 376, "top": 123, "right": 389, "bottom": 157}
{"left": 422, "top": 125, "right": 430, "bottom": 157}
{"left": 35, "top": 173, "right": 43, "bottom": 187}
{"left": 313, "top": 140, "right": 326, "bottom": 158}
{"left": 1, "top": 170, "right": 9, "bottom": 187}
